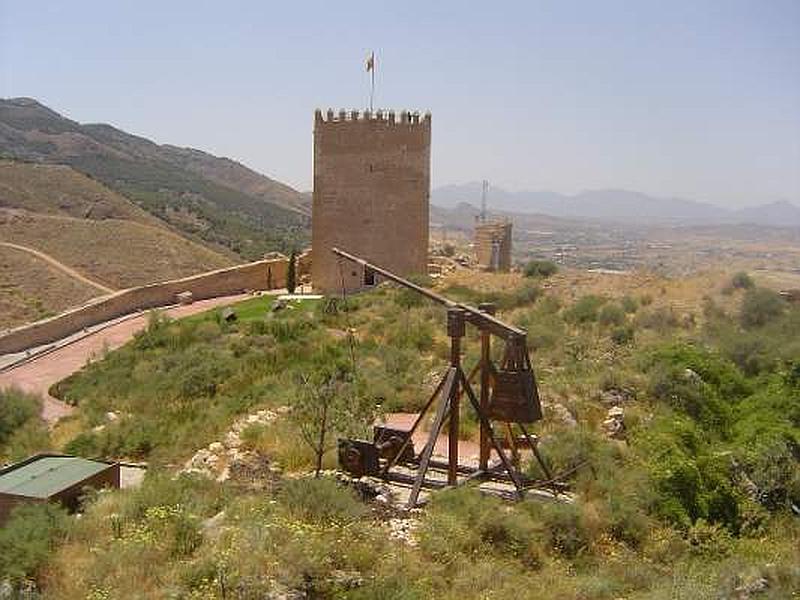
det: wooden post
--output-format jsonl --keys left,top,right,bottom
{"left": 447, "top": 308, "right": 465, "bottom": 486}
{"left": 407, "top": 369, "right": 455, "bottom": 508}
{"left": 478, "top": 302, "right": 495, "bottom": 471}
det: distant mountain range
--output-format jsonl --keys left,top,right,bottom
{"left": 432, "top": 182, "right": 800, "bottom": 227}
{"left": 0, "top": 97, "right": 309, "bottom": 258}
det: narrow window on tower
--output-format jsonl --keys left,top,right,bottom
{"left": 364, "top": 267, "right": 376, "bottom": 286}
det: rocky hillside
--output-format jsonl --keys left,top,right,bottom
{"left": 0, "top": 98, "right": 309, "bottom": 258}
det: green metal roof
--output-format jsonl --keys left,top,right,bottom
{"left": 0, "top": 455, "right": 112, "bottom": 499}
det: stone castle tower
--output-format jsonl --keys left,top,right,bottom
{"left": 311, "top": 108, "right": 431, "bottom": 293}
{"left": 475, "top": 219, "right": 512, "bottom": 272}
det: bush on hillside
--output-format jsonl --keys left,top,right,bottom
{"left": 646, "top": 365, "right": 731, "bottom": 432}
{"left": 598, "top": 303, "right": 626, "bottom": 327}
{"left": 611, "top": 325, "right": 635, "bottom": 345}
{"left": 523, "top": 259, "right": 558, "bottom": 278}
{"left": 647, "top": 344, "right": 750, "bottom": 401}
{"left": 564, "top": 295, "right": 606, "bottom": 324}
{"left": 731, "top": 271, "right": 754, "bottom": 290}
{"left": 635, "top": 307, "right": 678, "bottom": 331}
{"left": 2, "top": 420, "right": 51, "bottom": 462}
{"left": 442, "top": 282, "right": 540, "bottom": 311}
{"left": 621, "top": 295, "right": 638, "bottom": 313}
{"left": 0, "top": 388, "right": 42, "bottom": 447}
{"left": 420, "top": 488, "right": 543, "bottom": 566}
{"left": 740, "top": 287, "right": 785, "bottom": 328}
{"left": 0, "top": 503, "right": 69, "bottom": 583}
{"left": 278, "top": 477, "right": 366, "bottom": 525}
{"left": 527, "top": 501, "right": 590, "bottom": 559}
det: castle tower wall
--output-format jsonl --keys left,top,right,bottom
{"left": 475, "top": 220, "right": 512, "bottom": 272}
{"left": 312, "top": 109, "right": 431, "bottom": 293}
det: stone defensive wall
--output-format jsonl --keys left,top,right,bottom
{"left": 0, "top": 256, "right": 294, "bottom": 355}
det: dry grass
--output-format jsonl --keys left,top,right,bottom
{"left": 0, "top": 245, "right": 99, "bottom": 329}
{"left": 0, "top": 211, "right": 233, "bottom": 290}
{"left": 0, "top": 160, "right": 159, "bottom": 225}
{"left": 0, "top": 160, "right": 235, "bottom": 328}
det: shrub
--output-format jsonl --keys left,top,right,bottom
{"left": 598, "top": 303, "right": 626, "bottom": 327}
{"left": 523, "top": 259, "right": 558, "bottom": 278}
{"left": 3, "top": 420, "right": 51, "bottom": 462}
{"left": 731, "top": 271, "right": 754, "bottom": 290}
{"left": 646, "top": 364, "right": 730, "bottom": 430}
{"left": 386, "top": 315, "right": 434, "bottom": 351}
{"left": 636, "top": 307, "right": 678, "bottom": 331}
{"left": 441, "top": 282, "right": 539, "bottom": 311}
{"left": 64, "top": 419, "right": 157, "bottom": 459}
{"left": 395, "top": 287, "right": 425, "bottom": 309}
{"left": 523, "top": 312, "right": 566, "bottom": 351}
{"left": 420, "top": 488, "right": 543, "bottom": 567}
{"left": 0, "top": 503, "right": 69, "bottom": 583}
{"left": 0, "top": 388, "right": 42, "bottom": 447}
{"left": 278, "top": 477, "right": 367, "bottom": 525}
{"left": 530, "top": 501, "right": 590, "bottom": 558}
{"left": 621, "top": 295, "right": 638, "bottom": 313}
{"left": 564, "top": 295, "right": 606, "bottom": 324}
{"left": 686, "top": 519, "right": 732, "bottom": 558}
{"left": 611, "top": 326, "right": 634, "bottom": 345}
{"left": 740, "top": 288, "right": 785, "bottom": 328}
{"left": 647, "top": 343, "right": 749, "bottom": 401}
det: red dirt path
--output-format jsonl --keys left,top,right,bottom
{"left": 381, "top": 412, "right": 483, "bottom": 466}
{"left": 0, "top": 294, "right": 250, "bottom": 423}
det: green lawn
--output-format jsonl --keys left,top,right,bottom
{"left": 184, "top": 294, "right": 321, "bottom": 325}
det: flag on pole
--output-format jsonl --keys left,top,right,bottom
{"left": 366, "top": 51, "right": 376, "bottom": 112}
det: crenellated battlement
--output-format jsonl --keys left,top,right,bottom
{"left": 315, "top": 108, "right": 431, "bottom": 127}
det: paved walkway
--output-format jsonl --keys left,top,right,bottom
{"left": 381, "top": 412, "right": 484, "bottom": 467}
{"left": 0, "top": 241, "right": 117, "bottom": 293}
{"left": 0, "top": 294, "right": 251, "bottom": 423}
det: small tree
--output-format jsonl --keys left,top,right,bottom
{"left": 291, "top": 349, "right": 376, "bottom": 477}
{"left": 286, "top": 249, "right": 297, "bottom": 294}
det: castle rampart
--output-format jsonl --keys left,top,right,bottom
{"left": 0, "top": 255, "right": 300, "bottom": 354}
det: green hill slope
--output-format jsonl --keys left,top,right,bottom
{"left": 0, "top": 97, "right": 309, "bottom": 258}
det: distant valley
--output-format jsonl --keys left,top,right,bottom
{"left": 432, "top": 182, "right": 800, "bottom": 227}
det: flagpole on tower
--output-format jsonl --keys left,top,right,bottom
{"left": 366, "top": 51, "right": 375, "bottom": 112}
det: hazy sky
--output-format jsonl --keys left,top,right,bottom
{"left": 2, "top": 1, "right": 798, "bottom": 207}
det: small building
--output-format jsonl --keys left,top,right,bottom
{"left": 474, "top": 219, "right": 512, "bottom": 272}
{"left": 0, "top": 454, "right": 120, "bottom": 525}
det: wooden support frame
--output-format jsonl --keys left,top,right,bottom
{"left": 332, "top": 248, "right": 562, "bottom": 507}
